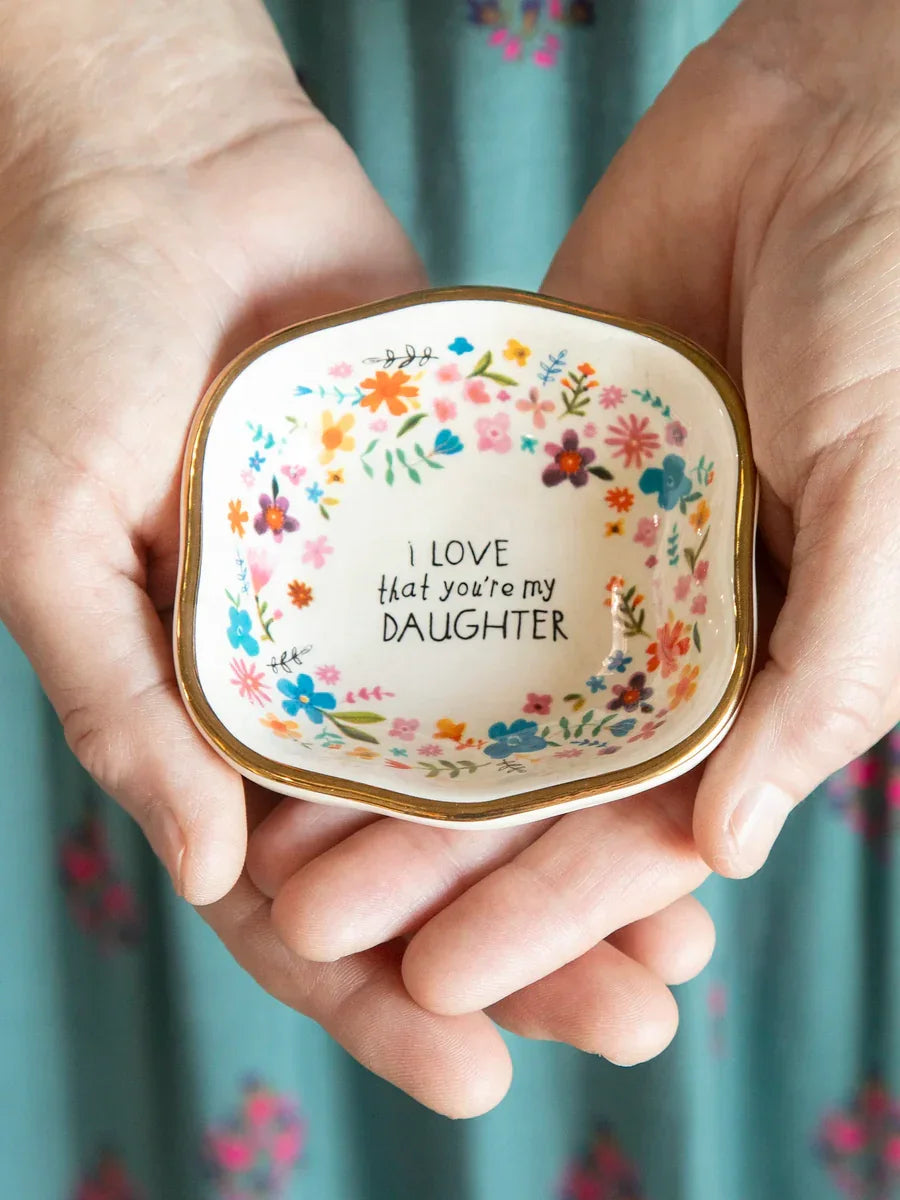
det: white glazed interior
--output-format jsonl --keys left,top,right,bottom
{"left": 181, "top": 295, "right": 748, "bottom": 811}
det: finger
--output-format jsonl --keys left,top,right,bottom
{"left": 694, "top": 424, "right": 900, "bottom": 876}
{"left": 488, "top": 940, "right": 679, "bottom": 1065}
{"left": 199, "top": 874, "right": 513, "bottom": 1118}
{"left": 402, "top": 774, "right": 709, "bottom": 1016}
{"left": 0, "top": 502, "right": 246, "bottom": 906}
{"left": 609, "top": 894, "right": 716, "bottom": 986}
{"left": 268, "top": 812, "right": 544, "bottom": 962}
{"left": 246, "top": 797, "right": 378, "bottom": 898}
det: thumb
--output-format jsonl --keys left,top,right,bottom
{"left": 0, "top": 498, "right": 246, "bottom": 905}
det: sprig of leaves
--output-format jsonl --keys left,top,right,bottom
{"left": 467, "top": 350, "right": 518, "bottom": 387}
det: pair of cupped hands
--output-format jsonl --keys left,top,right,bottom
{"left": 0, "top": 0, "right": 897, "bottom": 1116}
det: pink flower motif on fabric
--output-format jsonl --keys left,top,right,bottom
{"left": 468, "top": 2, "right": 595, "bottom": 69}
{"left": 204, "top": 1080, "right": 306, "bottom": 1200}
{"left": 73, "top": 1152, "right": 143, "bottom": 1200}
{"left": 558, "top": 1125, "right": 645, "bottom": 1200}
{"left": 60, "top": 818, "right": 142, "bottom": 950}
{"left": 825, "top": 734, "right": 900, "bottom": 841}
{"left": 817, "top": 1079, "right": 900, "bottom": 1197}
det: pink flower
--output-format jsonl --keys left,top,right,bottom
{"left": 272, "top": 609, "right": 283, "bottom": 620}
{"left": 281, "top": 464, "right": 306, "bottom": 485}
{"left": 523, "top": 692, "right": 552, "bottom": 715}
{"left": 516, "top": 386, "right": 555, "bottom": 429}
{"left": 707, "top": 982, "right": 728, "bottom": 1018}
{"left": 599, "top": 384, "right": 626, "bottom": 409}
{"left": 315, "top": 665, "right": 341, "bottom": 685}
{"left": 241, "top": 469, "right": 256, "bottom": 487}
{"left": 605, "top": 413, "right": 660, "bottom": 468}
{"left": 329, "top": 362, "right": 353, "bottom": 378}
{"left": 230, "top": 658, "right": 271, "bottom": 706}
{"left": 272, "top": 1124, "right": 305, "bottom": 1167}
{"left": 418, "top": 743, "right": 442, "bottom": 757}
{"left": 694, "top": 559, "right": 710, "bottom": 583}
{"left": 389, "top": 717, "right": 420, "bottom": 741}
{"left": 302, "top": 535, "right": 333, "bottom": 569}
{"left": 433, "top": 398, "right": 457, "bottom": 423}
{"left": 436, "top": 363, "right": 460, "bottom": 383}
{"left": 488, "top": 27, "right": 508, "bottom": 46}
{"left": 645, "top": 555, "right": 658, "bottom": 568}
{"left": 628, "top": 719, "right": 665, "bottom": 743}
{"left": 496, "top": 389, "right": 511, "bottom": 401}
{"left": 666, "top": 420, "right": 688, "bottom": 446}
{"left": 247, "top": 547, "right": 274, "bottom": 594}
{"left": 674, "top": 575, "right": 692, "bottom": 602}
{"left": 691, "top": 594, "right": 707, "bottom": 615}
{"left": 369, "top": 418, "right": 389, "bottom": 432}
{"left": 633, "top": 516, "right": 659, "bottom": 548}
{"left": 245, "top": 1090, "right": 279, "bottom": 1126}
{"left": 503, "top": 35, "right": 523, "bottom": 60}
{"left": 885, "top": 1135, "right": 900, "bottom": 1168}
{"left": 210, "top": 1133, "right": 255, "bottom": 1172}
{"left": 554, "top": 748, "right": 583, "bottom": 758}
{"left": 822, "top": 1114, "right": 866, "bottom": 1154}
{"left": 583, "top": 422, "right": 598, "bottom": 438}
{"left": 465, "top": 378, "right": 491, "bottom": 404}
{"left": 475, "top": 413, "right": 512, "bottom": 453}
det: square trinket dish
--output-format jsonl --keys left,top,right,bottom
{"left": 175, "top": 287, "right": 756, "bottom": 827}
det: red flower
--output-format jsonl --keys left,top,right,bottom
{"left": 523, "top": 692, "right": 552, "bottom": 715}
{"left": 604, "top": 413, "right": 660, "bottom": 469}
{"left": 646, "top": 620, "right": 691, "bottom": 677}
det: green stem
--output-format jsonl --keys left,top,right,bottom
{"left": 255, "top": 592, "right": 274, "bottom": 643}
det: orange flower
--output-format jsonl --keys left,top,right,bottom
{"left": 228, "top": 499, "right": 249, "bottom": 537}
{"left": 320, "top": 411, "right": 355, "bottom": 464}
{"left": 689, "top": 499, "right": 711, "bottom": 532}
{"left": 647, "top": 619, "right": 692, "bottom": 678}
{"left": 260, "top": 712, "right": 301, "bottom": 738}
{"left": 605, "top": 519, "right": 625, "bottom": 537}
{"left": 577, "top": 361, "right": 595, "bottom": 376}
{"left": 668, "top": 664, "right": 700, "bottom": 708}
{"left": 288, "top": 580, "right": 314, "bottom": 609}
{"left": 604, "top": 575, "right": 625, "bottom": 608}
{"left": 386, "top": 758, "right": 413, "bottom": 769}
{"left": 435, "top": 717, "right": 466, "bottom": 742}
{"left": 347, "top": 745, "right": 379, "bottom": 759}
{"left": 605, "top": 486, "right": 635, "bottom": 513}
{"left": 359, "top": 370, "right": 418, "bottom": 416}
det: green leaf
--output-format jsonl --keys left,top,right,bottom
{"left": 693, "top": 624, "right": 702, "bottom": 652}
{"left": 225, "top": 590, "right": 238, "bottom": 608}
{"left": 583, "top": 710, "right": 595, "bottom": 723}
{"left": 397, "top": 412, "right": 428, "bottom": 438}
{"left": 587, "top": 465, "right": 614, "bottom": 480}
{"left": 439, "top": 760, "right": 457, "bottom": 770}
{"left": 424, "top": 766, "right": 440, "bottom": 778}
{"left": 330, "top": 711, "right": 385, "bottom": 724}
{"left": 563, "top": 693, "right": 582, "bottom": 702}
{"left": 319, "top": 504, "right": 330, "bottom": 520}
{"left": 483, "top": 371, "right": 519, "bottom": 386}
{"left": 361, "top": 460, "right": 374, "bottom": 479}
{"left": 259, "top": 601, "right": 268, "bottom": 614}
{"left": 469, "top": 350, "right": 492, "bottom": 377}
{"left": 330, "top": 720, "right": 379, "bottom": 744}
{"left": 624, "top": 586, "right": 636, "bottom": 604}
{"left": 271, "top": 475, "right": 279, "bottom": 499}
{"left": 408, "top": 468, "right": 422, "bottom": 484}
{"left": 362, "top": 439, "right": 378, "bottom": 455}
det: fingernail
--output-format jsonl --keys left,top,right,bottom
{"left": 147, "top": 805, "right": 186, "bottom": 897}
{"left": 724, "top": 783, "right": 794, "bottom": 876}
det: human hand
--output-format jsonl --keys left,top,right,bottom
{"left": 543, "top": 0, "right": 900, "bottom": 876}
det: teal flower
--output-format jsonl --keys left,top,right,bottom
{"left": 448, "top": 336, "right": 474, "bottom": 355}
{"left": 277, "top": 675, "right": 336, "bottom": 724}
{"left": 639, "top": 454, "right": 692, "bottom": 511}
{"left": 484, "top": 719, "right": 547, "bottom": 759}
{"left": 227, "top": 607, "right": 259, "bottom": 656}
{"left": 434, "top": 429, "right": 463, "bottom": 455}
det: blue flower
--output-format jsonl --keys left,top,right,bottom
{"left": 277, "top": 675, "right": 337, "bottom": 724}
{"left": 306, "top": 482, "right": 325, "bottom": 503}
{"left": 434, "top": 429, "right": 463, "bottom": 456}
{"left": 227, "top": 607, "right": 259, "bottom": 656}
{"left": 639, "top": 453, "right": 692, "bottom": 511}
{"left": 484, "top": 719, "right": 548, "bottom": 759}
{"left": 248, "top": 451, "right": 265, "bottom": 471}
{"left": 521, "top": 436, "right": 538, "bottom": 454}
{"left": 605, "top": 650, "right": 632, "bottom": 674}
{"left": 391, "top": 747, "right": 409, "bottom": 758}
{"left": 448, "top": 336, "right": 474, "bottom": 355}
{"left": 609, "top": 718, "right": 637, "bottom": 738}
{"left": 586, "top": 675, "right": 606, "bottom": 693}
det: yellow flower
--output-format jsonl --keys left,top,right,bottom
{"left": 689, "top": 499, "right": 711, "bottom": 532}
{"left": 347, "top": 745, "right": 379, "bottom": 759}
{"left": 320, "top": 411, "right": 355, "bottom": 465}
{"left": 668, "top": 664, "right": 700, "bottom": 709}
{"left": 503, "top": 338, "right": 531, "bottom": 367}
{"left": 260, "top": 712, "right": 301, "bottom": 739}
{"left": 326, "top": 468, "right": 345, "bottom": 485}
{"left": 228, "top": 499, "right": 249, "bottom": 537}
{"left": 605, "top": 519, "right": 625, "bottom": 537}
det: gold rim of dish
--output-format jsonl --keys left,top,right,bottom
{"left": 175, "top": 286, "right": 757, "bottom": 822}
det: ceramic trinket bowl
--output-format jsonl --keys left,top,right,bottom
{"left": 174, "top": 287, "right": 756, "bottom": 826}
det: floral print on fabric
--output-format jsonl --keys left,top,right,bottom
{"left": 72, "top": 1153, "right": 142, "bottom": 1200}
{"left": 825, "top": 730, "right": 900, "bottom": 842}
{"left": 559, "top": 1125, "right": 645, "bottom": 1199}
{"left": 60, "top": 817, "right": 142, "bottom": 949}
{"left": 817, "top": 1079, "right": 900, "bottom": 1198}
{"left": 467, "top": 1, "right": 595, "bottom": 69}
{"left": 204, "top": 1079, "right": 306, "bottom": 1200}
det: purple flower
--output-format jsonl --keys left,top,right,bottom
{"left": 253, "top": 490, "right": 299, "bottom": 542}
{"left": 542, "top": 430, "right": 597, "bottom": 488}
{"left": 606, "top": 672, "right": 654, "bottom": 714}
